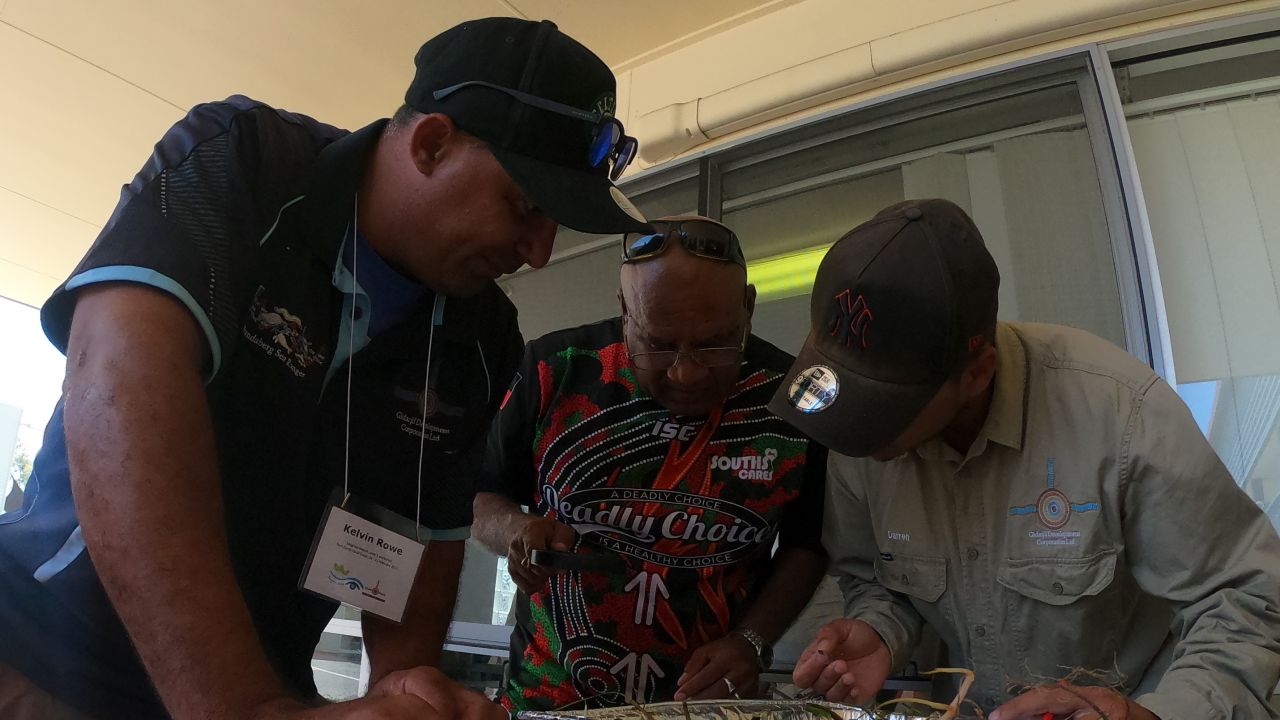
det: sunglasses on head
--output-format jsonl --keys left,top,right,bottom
{"left": 622, "top": 219, "right": 746, "bottom": 268}
{"left": 432, "top": 81, "right": 638, "bottom": 181}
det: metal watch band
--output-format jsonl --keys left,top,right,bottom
{"left": 732, "top": 628, "right": 770, "bottom": 670}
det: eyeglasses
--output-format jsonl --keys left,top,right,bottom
{"left": 625, "top": 321, "right": 748, "bottom": 371}
{"left": 432, "top": 81, "right": 639, "bottom": 181}
{"left": 622, "top": 219, "right": 746, "bottom": 268}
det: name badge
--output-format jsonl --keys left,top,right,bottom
{"left": 299, "top": 500, "right": 425, "bottom": 623}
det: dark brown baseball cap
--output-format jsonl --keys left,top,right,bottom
{"left": 768, "top": 199, "right": 999, "bottom": 457}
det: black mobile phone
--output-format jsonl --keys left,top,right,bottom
{"left": 529, "top": 548, "right": 622, "bottom": 572}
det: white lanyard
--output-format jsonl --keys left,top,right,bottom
{"left": 340, "top": 197, "right": 438, "bottom": 538}
{"left": 301, "top": 197, "right": 435, "bottom": 622}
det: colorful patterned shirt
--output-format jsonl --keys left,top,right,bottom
{"left": 481, "top": 317, "right": 826, "bottom": 712}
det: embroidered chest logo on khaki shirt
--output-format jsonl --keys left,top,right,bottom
{"left": 1008, "top": 456, "right": 1100, "bottom": 545}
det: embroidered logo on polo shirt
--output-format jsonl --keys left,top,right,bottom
{"left": 1008, "top": 456, "right": 1100, "bottom": 546}
{"left": 243, "top": 286, "right": 326, "bottom": 378}
{"left": 392, "top": 367, "right": 467, "bottom": 444}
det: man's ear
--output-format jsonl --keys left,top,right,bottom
{"left": 963, "top": 344, "right": 998, "bottom": 399}
{"left": 617, "top": 287, "right": 628, "bottom": 317}
{"left": 744, "top": 283, "right": 757, "bottom": 318}
{"left": 407, "top": 113, "right": 458, "bottom": 176}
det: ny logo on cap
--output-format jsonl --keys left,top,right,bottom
{"left": 828, "top": 289, "right": 873, "bottom": 349}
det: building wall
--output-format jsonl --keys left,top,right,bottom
{"left": 613, "top": 0, "right": 1280, "bottom": 169}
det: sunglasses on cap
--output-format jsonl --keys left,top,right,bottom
{"left": 432, "top": 81, "right": 638, "bottom": 182}
{"left": 622, "top": 219, "right": 746, "bottom": 268}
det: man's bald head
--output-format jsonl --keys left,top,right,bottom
{"left": 621, "top": 218, "right": 746, "bottom": 307}
{"left": 618, "top": 215, "right": 755, "bottom": 416}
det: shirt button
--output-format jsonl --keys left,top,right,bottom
{"left": 1052, "top": 582, "right": 1065, "bottom": 595}
{"left": 966, "top": 547, "right": 979, "bottom": 561}
{"left": 975, "top": 625, "right": 987, "bottom": 637}
{"left": 900, "top": 574, "right": 910, "bottom": 585}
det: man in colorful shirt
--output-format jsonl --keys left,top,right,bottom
{"left": 474, "top": 216, "right": 829, "bottom": 712}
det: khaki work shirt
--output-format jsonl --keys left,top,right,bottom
{"left": 825, "top": 322, "right": 1280, "bottom": 719}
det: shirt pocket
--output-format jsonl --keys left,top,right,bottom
{"left": 997, "top": 548, "right": 1123, "bottom": 665}
{"left": 997, "top": 549, "right": 1117, "bottom": 604}
{"left": 875, "top": 553, "right": 948, "bottom": 603}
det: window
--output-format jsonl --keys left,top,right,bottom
{"left": 720, "top": 56, "right": 1136, "bottom": 357}
{"left": 312, "top": 605, "right": 367, "bottom": 701}
{"left": 0, "top": 296, "right": 64, "bottom": 514}
{"left": 1117, "top": 33, "right": 1280, "bottom": 531}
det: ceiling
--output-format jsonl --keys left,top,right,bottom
{"left": 0, "top": 0, "right": 791, "bottom": 308}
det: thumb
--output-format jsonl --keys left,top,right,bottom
{"left": 551, "top": 522, "right": 577, "bottom": 550}
{"left": 815, "top": 619, "right": 849, "bottom": 654}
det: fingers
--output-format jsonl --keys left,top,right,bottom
{"left": 821, "top": 670, "right": 862, "bottom": 705}
{"left": 362, "top": 694, "right": 442, "bottom": 720}
{"left": 547, "top": 520, "right": 577, "bottom": 550}
{"left": 507, "top": 521, "right": 574, "bottom": 593}
{"left": 793, "top": 620, "right": 850, "bottom": 688}
{"left": 505, "top": 553, "right": 555, "bottom": 595}
{"left": 364, "top": 668, "right": 505, "bottom": 720}
{"left": 353, "top": 684, "right": 444, "bottom": 719}
{"left": 456, "top": 687, "right": 508, "bottom": 720}
{"left": 675, "top": 647, "right": 710, "bottom": 691}
{"left": 791, "top": 642, "right": 831, "bottom": 688}
{"left": 989, "top": 684, "right": 1120, "bottom": 720}
{"left": 367, "top": 667, "right": 458, "bottom": 719}
{"left": 674, "top": 652, "right": 727, "bottom": 700}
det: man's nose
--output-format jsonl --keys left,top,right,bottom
{"left": 517, "top": 216, "right": 558, "bottom": 269}
{"left": 666, "top": 353, "right": 710, "bottom": 385}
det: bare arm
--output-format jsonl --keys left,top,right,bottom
{"left": 471, "top": 492, "right": 533, "bottom": 556}
{"left": 674, "top": 546, "right": 828, "bottom": 700}
{"left": 362, "top": 539, "right": 464, "bottom": 682}
{"left": 472, "top": 491, "right": 575, "bottom": 594}
{"left": 735, "top": 545, "right": 828, "bottom": 644}
{"left": 64, "top": 284, "right": 298, "bottom": 719}
{"left": 64, "top": 284, "right": 468, "bottom": 720}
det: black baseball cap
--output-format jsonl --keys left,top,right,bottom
{"left": 768, "top": 199, "right": 1000, "bottom": 457}
{"left": 405, "top": 17, "right": 650, "bottom": 235}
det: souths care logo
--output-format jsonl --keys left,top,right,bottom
{"left": 709, "top": 448, "right": 778, "bottom": 482}
{"left": 543, "top": 486, "right": 771, "bottom": 569}
{"left": 243, "top": 286, "right": 326, "bottom": 378}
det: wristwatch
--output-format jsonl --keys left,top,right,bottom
{"left": 732, "top": 628, "right": 773, "bottom": 671}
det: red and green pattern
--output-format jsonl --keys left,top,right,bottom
{"left": 498, "top": 319, "right": 821, "bottom": 712}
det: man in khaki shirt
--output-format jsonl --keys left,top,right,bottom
{"left": 770, "top": 198, "right": 1280, "bottom": 719}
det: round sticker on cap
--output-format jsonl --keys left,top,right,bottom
{"left": 610, "top": 187, "right": 646, "bottom": 223}
{"left": 786, "top": 365, "right": 839, "bottom": 413}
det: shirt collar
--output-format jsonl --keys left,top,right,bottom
{"left": 913, "top": 322, "right": 1028, "bottom": 463}
{"left": 978, "top": 322, "right": 1028, "bottom": 452}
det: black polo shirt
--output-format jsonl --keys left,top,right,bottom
{"left": 0, "top": 95, "right": 521, "bottom": 719}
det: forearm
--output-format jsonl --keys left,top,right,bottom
{"left": 1134, "top": 587, "right": 1280, "bottom": 720}
{"left": 832, "top": 572, "right": 923, "bottom": 672}
{"left": 471, "top": 491, "right": 533, "bottom": 557}
{"left": 65, "top": 286, "right": 291, "bottom": 720}
{"left": 363, "top": 540, "right": 465, "bottom": 683}
{"left": 736, "top": 546, "right": 829, "bottom": 644}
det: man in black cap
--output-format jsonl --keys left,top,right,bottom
{"left": 773, "top": 199, "right": 1280, "bottom": 719}
{"left": 0, "top": 17, "right": 647, "bottom": 720}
